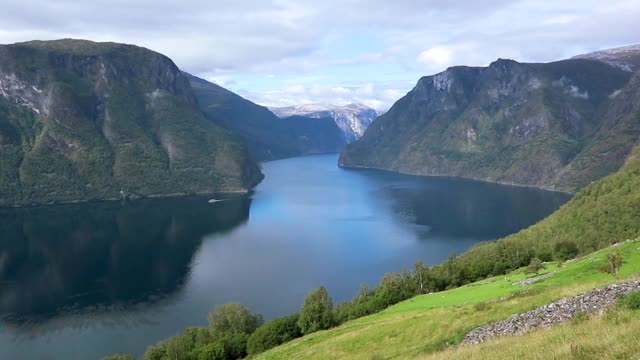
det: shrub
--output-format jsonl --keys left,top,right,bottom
{"left": 192, "top": 342, "right": 226, "bottom": 360}
{"left": 554, "top": 240, "right": 579, "bottom": 261}
{"left": 619, "top": 291, "right": 640, "bottom": 310}
{"left": 473, "top": 301, "right": 491, "bottom": 312}
{"left": 600, "top": 251, "right": 624, "bottom": 279}
{"left": 247, "top": 313, "right": 302, "bottom": 355}
{"left": 526, "top": 257, "right": 546, "bottom": 275}
{"left": 102, "top": 355, "right": 136, "bottom": 360}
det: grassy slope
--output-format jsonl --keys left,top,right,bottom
{"left": 258, "top": 240, "right": 640, "bottom": 359}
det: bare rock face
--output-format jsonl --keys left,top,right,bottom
{"left": 463, "top": 280, "right": 640, "bottom": 345}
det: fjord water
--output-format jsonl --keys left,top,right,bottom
{"left": 0, "top": 154, "right": 570, "bottom": 359}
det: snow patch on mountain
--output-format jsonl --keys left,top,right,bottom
{"left": 270, "top": 103, "right": 379, "bottom": 143}
{"left": 572, "top": 44, "right": 640, "bottom": 72}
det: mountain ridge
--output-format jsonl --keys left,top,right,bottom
{"left": 340, "top": 45, "right": 640, "bottom": 193}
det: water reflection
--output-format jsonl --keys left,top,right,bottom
{"left": 371, "top": 174, "right": 569, "bottom": 240}
{"left": 0, "top": 196, "right": 251, "bottom": 327}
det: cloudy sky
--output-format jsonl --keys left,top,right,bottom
{"left": 1, "top": 0, "right": 639, "bottom": 110}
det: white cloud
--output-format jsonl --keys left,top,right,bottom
{"left": 417, "top": 46, "right": 455, "bottom": 69}
{"left": 244, "top": 81, "right": 413, "bottom": 111}
{"left": 0, "top": 0, "right": 639, "bottom": 110}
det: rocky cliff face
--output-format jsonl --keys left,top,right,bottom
{"left": 270, "top": 103, "right": 378, "bottom": 143}
{"left": 186, "top": 74, "right": 346, "bottom": 160}
{"left": 0, "top": 39, "right": 263, "bottom": 206}
{"left": 340, "top": 45, "right": 640, "bottom": 193}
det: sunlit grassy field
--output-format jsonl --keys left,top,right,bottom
{"left": 257, "top": 239, "right": 640, "bottom": 359}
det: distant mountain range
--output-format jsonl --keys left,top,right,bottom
{"left": 270, "top": 103, "right": 379, "bottom": 143}
{"left": 340, "top": 44, "right": 640, "bottom": 193}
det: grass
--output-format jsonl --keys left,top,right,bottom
{"left": 256, "top": 239, "right": 640, "bottom": 359}
{"left": 424, "top": 307, "right": 640, "bottom": 360}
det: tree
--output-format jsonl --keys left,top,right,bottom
{"left": 554, "top": 240, "right": 579, "bottom": 261}
{"left": 526, "top": 257, "right": 546, "bottom": 275}
{"left": 247, "top": 313, "right": 302, "bottom": 355}
{"left": 601, "top": 251, "right": 624, "bottom": 279}
{"left": 297, "top": 286, "right": 334, "bottom": 334}
{"left": 208, "top": 303, "right": 263, "bottom": 339}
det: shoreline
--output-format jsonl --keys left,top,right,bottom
{"left": 0, "top": 188, "right": 253, "bottom": 210}
{"left": 338, "top": 162, "right": 575, "bottom": 195}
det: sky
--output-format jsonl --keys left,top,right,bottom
{"left": 1, "top": 0, "right": 639, "bottom": 111}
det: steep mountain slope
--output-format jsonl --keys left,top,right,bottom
{"left": 340, "top": 45, "right": 640, "bottom": 193}
{"left": 271, "top": 103, "right": 378, "bottom": 143}
{"left": 186, "top": 74, "right": 346, "bottom": 160}
{"left": 0, "top": 39, "right": 263, "bottom": 206}
{"left": 280, "top": 115, "right": 346, "bottom": 154}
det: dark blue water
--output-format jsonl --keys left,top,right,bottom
{"left": 0, "top": 154, "right": 570, "bottom": 359}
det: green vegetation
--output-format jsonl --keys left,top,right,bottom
{"left": 526, "top": 258, "right": 545, "bottom": 275}
{"left": 298, "top": 287, "right": 334, "bottom": 334}
{"left": 340, "top": 57, "right": 640, "bottom": 193}
{"left": 140, "top": 304, "right": 263, "bottom": 360}
{"left": 247, "top": 314, "right": 302, "bottom": 356}
{"left": 257, "top": 239, "right": 640, "bottom": 359}
{"left": 0, "top": 40, "right": 262, "bottom": 206}
{"left": 208, "top": 303, "right": 264, "bottom": 339}
{"left": 619, "top": 291, "right": 640, "bottom": 310}
{"left": 601, "top": 251, "right": 625, "bottom": 279}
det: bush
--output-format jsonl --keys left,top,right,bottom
{"left": 600, "top": 251, "right": 624, "bottom": 279}
{"left": 526, "top": 257, "right": 546, "bottom": 275}
{"left": 619, "top": 291, "right": 640, "bottom": 310}
{"left": 554, "top": 240, "right": 579, "bottom": 261}
{"left": 218, "top": 333, "right": 250, "bottom": 360}
{"left": 247, "top": 313, "right": 302, "bottom": 355}
{"left": 102, "top": 355, "right": 136, "bottom": 360}
{"left": 208, "top": 303, "right": 263, "bottom": 338}
{"left": 192, "top": 342, "right": 225, "bottom": 360}
{"left": 298, "top": 287, "right": 334, "bottom": 334}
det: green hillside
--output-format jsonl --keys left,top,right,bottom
{"left": 257, "top": 240, "right": 640, "bottom": 360}
{"left": 0, "top": 39, "right": 263, "bottom": 206}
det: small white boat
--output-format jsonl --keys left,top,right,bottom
{"left": 208, "top": 198, "right": 223, "bottom": 203}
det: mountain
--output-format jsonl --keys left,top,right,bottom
{"left": 270, "top": 103, "right": 379, "bottom": 143}
{"left": 280, "top": 115, "right": 346, "bottom": 154}
{"left": 186, "top": 74, "right": 346, "bottom": 160}
{"left": 0, "top": 39, "right": 263, "bottom": 206}
{"left": 340, "top": 45, "right": 640, "bottom": 193}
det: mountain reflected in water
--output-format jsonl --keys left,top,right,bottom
{"left": 0, "top": 196, "right": 251, "bottom": 327}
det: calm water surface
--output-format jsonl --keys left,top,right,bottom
{"left": 0, "top": 154, "right": 570, "bottom": 359}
